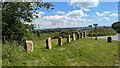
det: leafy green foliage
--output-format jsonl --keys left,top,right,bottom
{"left": 87, "top": 27, "right": 117, "bottom": 36}
{"left": 31, "top": 29, "right": 82, "bottom": 40}
{"left": 2, "top": 2, "right": 54, "bottom": 43}
{"left": 23, "top": 28, "right": 117, "bottom": 41}
{"left": 112, "top": 21, "right": 120, "bottom": 33}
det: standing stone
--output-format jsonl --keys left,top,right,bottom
{"left": 67, "top": 35, "right": 71, "bottom": 43}
{"left": 80, "top": 32, "right": 83, "bottom": 38}
{"left": 58, "top": 36, "right": 62, "bottom": 46}
{"left": 83, "top": 32, "right": 86, "bottom": 38}
{"left": 72, "top": 33, "right": 76, "bottom": 41}
{"left": 77, "top": 33, "right": 80, "bottom": 39}
{"left": 46, "top": 37, "right": 52, "bottom": 49}
{"left": 24, "top": 40, "right": 34, "bottom": 52}
{"left": 107, "top": 36, "right": 112, "bottom": 43}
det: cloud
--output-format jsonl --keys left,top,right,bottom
{"left": 56, "top": 11, "right": 66, "bottom": 15}
{"left": 104, "top": 11, "right": 110, "bottom": 14}
{"left": 30, "top": 10, "right": 90, "bottom": 29}
{"left": 96, "top": 11, "right": 110, "bottom": 16}
{"left": 114, "top": 11, "right": 118, "bottom": 13}
{"left": 33, "top": 11, "right": 45, "bottom": 18}
{"left": 96, "top": 12, "right": 103, "bottom": 16}
{"left": 103, "top": 17, "right": 109, "bottom": 20}
{"left": 44, "top": 9, "right": 88, "bottom": 21}
{"left": 82, "top": 8, "right": 90, "bottom": 11}
{"left": 110, "top": 13, "right": 118, "bottom": 17}
{"left": 43, "top": 15, "right": 69, "bottom": 21}
{"left": 36, "top": 11, "right": 44, "bottom": 15}
{"left": 66, "top": 9, "right": 88, "bottom": 17}
{"left": 69, "top": 0, "right": 99, "bottom": 8}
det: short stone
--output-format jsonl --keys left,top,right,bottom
{"left": 24, "top": 40, "right": 34, "bottom": 52}
{"left": 107, "top": 37, "right": 112, "bottom": 43}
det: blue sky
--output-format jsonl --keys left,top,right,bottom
{"left": 29, "top": 1, "right": 118, "bottom": 29}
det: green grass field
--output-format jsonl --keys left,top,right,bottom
{"left": 2, "top": 38, "right": 118, "bottom": 66}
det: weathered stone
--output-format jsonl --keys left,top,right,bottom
{"left": 24, "top": 40, "right": 34, "bottom": 52}
{"left": 83, "top": 32, "right": 86, "bottom": 38}
{"left": 107, "top": 37, "right": 112, "bottom": 43}
{"left": 80, "top": 32, "right": 83, "bottom": 38}
{"left": 77, "top": 33, "right": 80, "bottom": 39}
{"left": 67, "top": 35, "right": 71, "bottom": 43}
{"left": 58, "top": 36, "right": 62, "bottom": 46}
{"left": 72, "top": 33, "right": 76, "bottom": 41}
{"left": 46, "top": 37, "right": 52, "bottom": 49}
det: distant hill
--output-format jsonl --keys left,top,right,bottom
{"left": 36, "top": 27, "right": 89, "bottom": 31}
{"left": 35, "top": 26, "right": 111, "bottom": 31}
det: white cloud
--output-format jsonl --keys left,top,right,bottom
{"left": 67, "top": 9, "right": 88, "bottom": 17}
{"left": 103, "top": 17, "right": 109, "bottom": 20}
{"left": 82, "top": 8, "right": 90, "bottom": 11}
{"left": 96, "top": 12, "right": 104, "bottom": 16}
{"left": 56, "top": 11, "right": 66, "bottom": 15}
{"left": 43, "top": 15, "right": 69, "bottom": 21}
{"left": 69, "top": 0, "right": 99, "bottom": 8}
{"left": 37, "top": 11, "right": 44, "bottom": 15}
{"left": 104, "top": 11, "right": 110, "bottom": 14}
{"left": 96, "top": 11, "right": 110, "bottom": 16}
{"left": 114, "top": 11, "right": 118, "bottom": 13}
{"left": 33, "top": 11, "right": 45, "bottom": 18}
{"left": 30, "top": 10, "right": 90, "bottom": 29}
{"left": 43, "top": 9, "right": 88, "bottom": 22}
{"left": 110, "top": 13, "right": 118, "bottom": 17}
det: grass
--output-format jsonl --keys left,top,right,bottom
{"left": 2, "top": 37, "right": 118, "bottom": 66}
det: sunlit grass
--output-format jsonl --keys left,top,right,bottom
{"left": 2, "top": 38, "right": 118, "bottom": 66}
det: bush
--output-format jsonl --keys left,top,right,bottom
{"left": 87, "top": 27, "right": 117, "bottom": 36}
{"left": 112, "top": 21, "right": 120, "bottom": 33}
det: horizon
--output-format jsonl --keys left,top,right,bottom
{"left": 34, "top": 25, "right": 111, "bottom": 30}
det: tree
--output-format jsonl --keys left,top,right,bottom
{"left": 112, "top": 21, "right": 120, "bottom": 33}
{"left": 2, "top": 2, "right": 54, "bottom": 43}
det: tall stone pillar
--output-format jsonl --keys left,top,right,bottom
{"left": 67, "top": 35, "right": 71, "bottom": 43}
{"left": 58, "top": 36, "right": 62, "bottom": 45}
{"left": 72, "top": 33, "right": 76, "bottom": 41}
{"left": 46, "top": 37, "right": 52, "bottom": 49}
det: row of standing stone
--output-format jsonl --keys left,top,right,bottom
{"left": 24, "top": 32, "right": 86, "bottom": 52}
{"left": 24, "top": 31, "right": 113, "bottom": 52}
{"left": 46, "top": 32, "right": 86, "bottom": 49}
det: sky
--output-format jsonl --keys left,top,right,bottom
{"left": 28, "top": 0, "right": 118, "bottom": 29}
